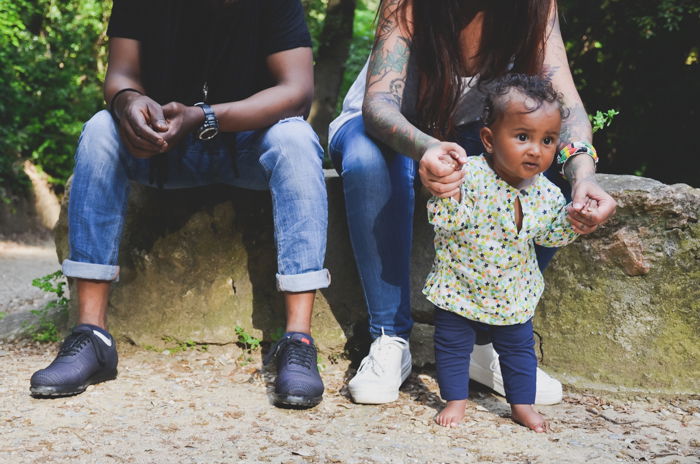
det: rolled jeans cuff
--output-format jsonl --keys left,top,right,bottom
{"left": 62, "top": 259, "right": 120, "bottom": 282}
{"left": 276, "top": 269, "right": 331, "bottom": 292}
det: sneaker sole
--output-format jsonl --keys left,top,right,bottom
{"left": 469, "top": 364, "right": 563, "bottom": 405}
{"left": 30, "top": 369, "right": 118, "bottom": 398}
{"left": 349, "top": 364, "right": 412, "bottom": 405}
{"left": 273, "top": 393, "right": 323, "bottom": 409}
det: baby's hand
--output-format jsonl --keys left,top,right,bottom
{"left": 570, "top": 197, "right": 599, "bottom": 234}
{"left": 437, "top": 151, "right": 463, "bottom": 171}
{"left": 582, "top": 197, "right": 598, "bottom": 216}
{"left": 437, "top": 152, "right": 463, "bottom": 202}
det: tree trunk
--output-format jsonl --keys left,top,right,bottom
{"left": 308, "top": 0, "right": 356, "bottom": 149}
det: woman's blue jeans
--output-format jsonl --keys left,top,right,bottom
{"left": 63, "top": 110, "right": 330, "bottom": 292}
{"left": 329, "top": 115, "right": 570, "bottom": 340}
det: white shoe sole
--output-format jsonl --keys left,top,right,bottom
{"left": 349, "top": 363, "right": 412, "bottom": 405}
{"left": 469, "top": 362, "right": 563, "bottom": 405}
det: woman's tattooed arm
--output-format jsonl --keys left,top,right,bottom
{"left": 542, "top": 3, "right": 596, "bottom": 180}
{"left": 362, "top": 0, "right": 438, "bottom": 160}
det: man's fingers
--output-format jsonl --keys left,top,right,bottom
{"left": 126, "top": 115, "right": 166, "bottom": 149}
{"left": 121, "top": 122, "right": 164, "bottom": 154}
{"left": 148, "top": 103, "right": 169, "bottom": 132}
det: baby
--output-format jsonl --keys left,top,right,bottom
{"left": 424, "top": 73, "right": 593, "bottom": 432}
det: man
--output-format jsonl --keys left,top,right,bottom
{"left": 30, "top": 0, "right": 330, "bottom": 408}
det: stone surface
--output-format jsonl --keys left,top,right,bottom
{"left": 53, "top": 173, "right": 700, "bottom": 394}
{"left": 535, "top": 175, "right": 700, "bottom": 394}
{"left": 54, "top": 173, "right": 367, "bottom": 354}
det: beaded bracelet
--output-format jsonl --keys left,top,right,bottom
{"left": 557, "top": 141, "right": 598, "bottom": 178}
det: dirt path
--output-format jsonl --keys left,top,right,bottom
{"left": 0, "top": 241, "right": 699, "bottom": 464}
{"left": 0, "top": 240, "right": 59, "bottom": 316}
{"left": 0, "top": 340, "right": 698, "bottom": 464}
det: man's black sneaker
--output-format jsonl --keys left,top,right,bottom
{"left": 264, "top": 332, "right": 324, "bottom": 408}
{"left": 30, "top": 324, "right": 118, "bottom": 397}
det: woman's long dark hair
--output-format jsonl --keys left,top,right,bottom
{"left": 387, "top": 0, "right": 553, "bottom": 140}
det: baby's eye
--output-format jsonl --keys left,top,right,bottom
{"left": 517, "top": 134, "right": 528, "bottom": 141}
{"left": 543, "top": 137, "right": 553, "bottom": 145}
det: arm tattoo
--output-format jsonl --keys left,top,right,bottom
{"left": 367, "top": 36, "right": 411, "bottom": 89}
{"left": 542, "top": 64, "right": 560, "bottom": 82}
{"left": 560, "top": 103, "right": 591, "bottom": 147}
{"left": 363, "top": 95, "right": 437, "bottom": 160}
{"left": 363, "top": 0, "right": 437, "bottom": 159}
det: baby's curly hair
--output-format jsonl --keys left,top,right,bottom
{"left": 481, "top": 74, "right": 568, "bottom": 127}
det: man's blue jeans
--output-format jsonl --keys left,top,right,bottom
{"left": 329, "top": 115, "right": 569, "bottom": 341}
{"left": 63, "top": 110, "right": 330, "bottom": 292}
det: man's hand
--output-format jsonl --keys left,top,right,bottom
{"left": 418, "top": 142, "right": 467, "bottom": 198}
{"left": 115, "top": 92, "right": 169, "bottom": 158}
{"left": 160, "top": 102, "right": 205, "bottom": 149}
{"left": 566, "top": 175, "right": 617, "bottom": 234}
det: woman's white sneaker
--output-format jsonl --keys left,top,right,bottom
{"left": 348, "top": 334, "right": 412, "bottom": 404}
{"left": 469, "top": 343, "right": 563, "bottom": 405}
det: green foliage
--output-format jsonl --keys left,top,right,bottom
{"left": 560, "top": 0, "right": 699, "bottom": 185}
{"left": 0, "top": 312, "right": 6, "bottom": 321}
{"left": 0, "top": 0, "right": 109, "bottom": 199}
{"left": 337, "top": 0, "right": 379, "bottom": 114}
{"left": 160, "top": 336, "right": 208, "bottom": 354}
{"left": 27, "top": 270, "right": 68, "bottom": 343}
{"left": 590, "top": 109, "right": 620, "bottom": 133}
{"left": 302, "top": 0, "right": 328, "bottom": 54}
{"left": 235, "top": 325, "right": 261, "bottom": 352}
{"left": 234, "top": 325, "right": 262, "bottom": 365}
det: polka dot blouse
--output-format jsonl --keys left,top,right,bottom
{"left": 423, "top": 155, "right": 579, "bottom": 325}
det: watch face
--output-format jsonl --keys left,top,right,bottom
{"left": 199, "top": 127, "right": 218, "bottom": 141}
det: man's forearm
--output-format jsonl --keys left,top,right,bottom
{"left": 212, "top": 83, "right": 311, "bottom": 133}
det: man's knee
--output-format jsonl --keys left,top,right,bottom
{"left": 259, "top": 117, "right": 323, "bottom": 167}
{"left": 81, "top": 110, "right": 119, "bottom": 142}
{"left": 74, "top": 110, "right": 123, "bottom": 167}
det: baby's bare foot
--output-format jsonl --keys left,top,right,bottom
{"left": 435, "top": 399, "right": 468, "bottom": 427}
{"left": 511, "top": 404, "right": 549, "bottom": 433}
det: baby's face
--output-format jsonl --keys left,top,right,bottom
{"left": 483, "top": 98, "right": 561, "bottom": 188}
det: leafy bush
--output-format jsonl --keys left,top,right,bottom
{"left": 0, "top": 0, "right": 109, "bottom": 199}
{"left": 27, "top": 270, "right": 69, "bottom": 343}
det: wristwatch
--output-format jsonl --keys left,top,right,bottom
{"left": 194, "top": 102, "right": 219, "bottom": 140}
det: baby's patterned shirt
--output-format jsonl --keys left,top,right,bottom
{"left": 423, "top": 155, "right": 579, "bottom": 325}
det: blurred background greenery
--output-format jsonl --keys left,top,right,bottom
{"left": 0, "top": 0, "right": 697, "bottom": 205}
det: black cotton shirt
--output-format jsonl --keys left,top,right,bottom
{"left": 107, "top": 0, "right": 312, "bottom": 106}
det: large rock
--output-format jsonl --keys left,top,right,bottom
{"left": 535, "top": 175, "right": 700, "bottom": 394}
{"left": 55, "top": 173, "right": 700, "bottom": 393}
{"left": 55, "top": 174, "right": 367, "bottom": 354}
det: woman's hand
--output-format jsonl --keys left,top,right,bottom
{"left": 418, "top": 142, "right": 467, "bottom": 198}
{"left": 567, "top": 175, "right": 617, "bottom": 234}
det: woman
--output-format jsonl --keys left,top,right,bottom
{"left": 328, "top": 0, "right": 616, "bottom": 405}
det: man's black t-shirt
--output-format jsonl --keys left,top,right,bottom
{"left": 107, "top": 0, "right": 312, "bottom": 106}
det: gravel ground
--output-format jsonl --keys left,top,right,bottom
{"left": 0, "top": 340, "right": 698, "bottom": 464}
{"left": 1, "top": 241, "right": 699, "bottom": 464}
